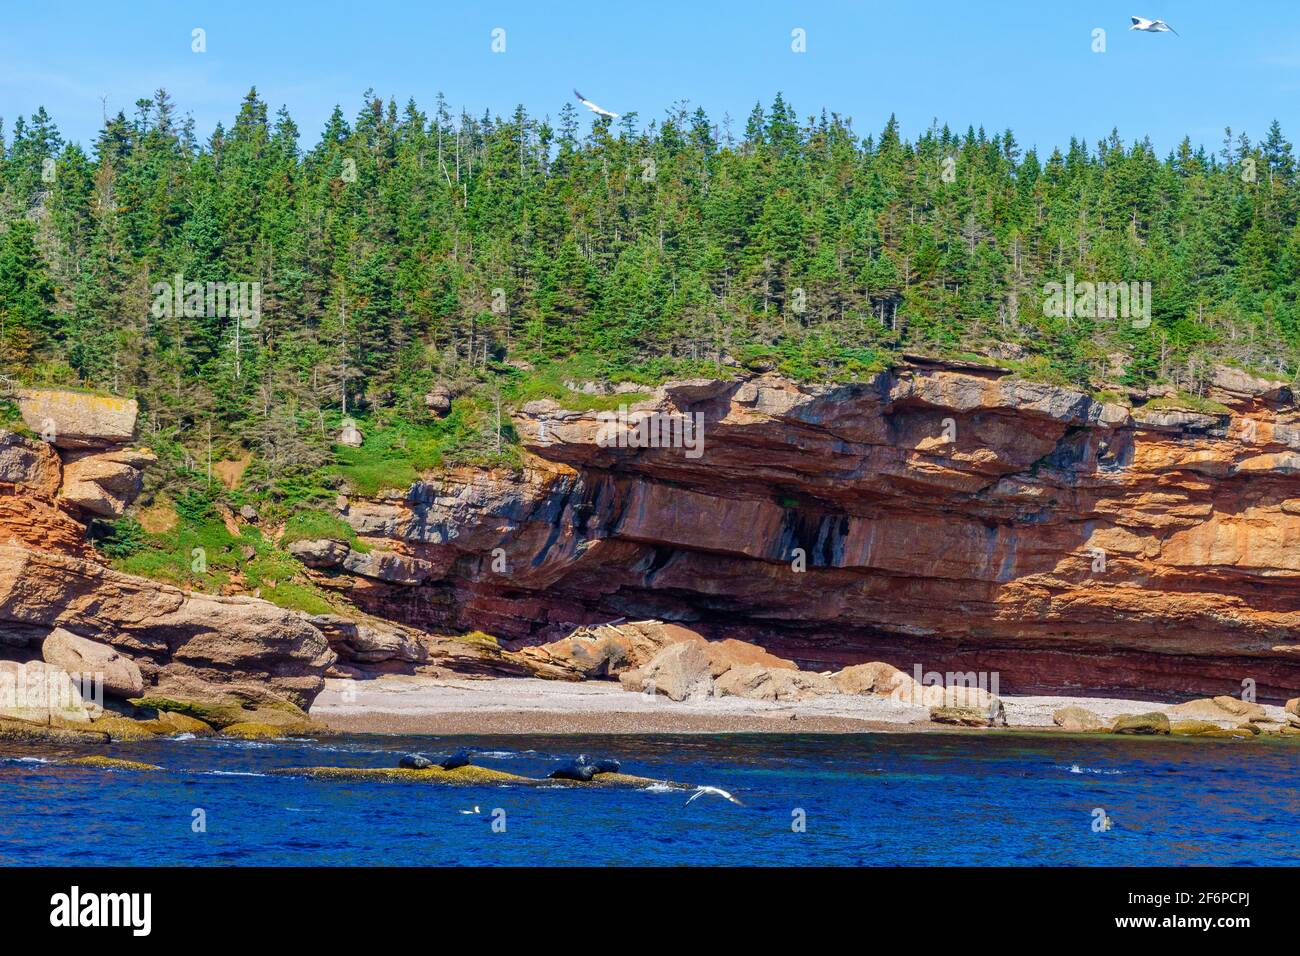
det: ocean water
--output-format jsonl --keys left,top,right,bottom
{"left": 1, "top": 732, "right": 1297, "bottom": 866}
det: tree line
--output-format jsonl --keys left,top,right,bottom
{"left": 1, "top": 89, "right": 1298, "bottom": 488}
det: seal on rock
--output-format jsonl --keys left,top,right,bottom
{"left": 548, "top": 754, "right": 621, "bottom": 781}
{"left": 549, "top": 758, "right": 596, "bottom": 782}
{"left": 398, "top": 753, "right": 435, "bottom": 769}
{"left": 440, "top": 748, "right": 474, "bottom": 770}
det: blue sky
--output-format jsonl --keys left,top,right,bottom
{"left": 2, "top": 0, "right": 1297, "bottom": 156}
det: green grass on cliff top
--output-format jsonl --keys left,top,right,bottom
{"left": 105, "top": 491, "right": 338, "bottom": 616}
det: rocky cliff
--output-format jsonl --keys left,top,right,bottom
{"left": 0, "top": 392, "right": 333, "bottom": 710}
{"left": 299, "top": 360, "right": 1300, "bottom": 702}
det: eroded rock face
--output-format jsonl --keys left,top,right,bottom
{"left": 60, "top": 448, "right": 157, "bottom": 518}
{"left": 307, "top": 614, "right": 429, "bottom": 664}
{"left": 321, "top": 365, "right": 1300, "bottom": 702}
{"left": 287, "top": 538, "right": 350, "bottom": 568}
{"left": 0, "top": 545, "right": 334, "bottom": 708}
{"left": 0, "top": 430, "right": 62, "bottom": 497}
{"left": 17, "top": 389, "right": 138, "bottom": 449}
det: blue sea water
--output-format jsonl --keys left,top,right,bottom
{"left": 1, "top": 732, "right": 1297, "bottom": 866}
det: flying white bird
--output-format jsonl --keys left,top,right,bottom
{"left": 1130, "top": 16, "right": 1178, "bottom": 35}
{"left": 459, "top": 805, "right": 482, "bottom": 815}
{"left": 574, "top": 89, "right": 620, "bottom": 120}
{"left": 685, "top": 786, "right": 743, "bottom": 806}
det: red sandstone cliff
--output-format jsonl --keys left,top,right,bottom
{"left": 306, "top": 361, "right": 1300, "bottom": 702}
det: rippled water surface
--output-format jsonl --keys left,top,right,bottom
{"left": 2, "top": 732, "right": 1297, "bottom": 865}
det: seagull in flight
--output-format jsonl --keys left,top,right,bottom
{"left": 574, "top": 89, "right": 620, "bottom": 120}
{"left": 1130, "top": 15, "right": 1179, "bottom": 35}
{"left": 685, "top": 785, "right": 743, "bottom": 806}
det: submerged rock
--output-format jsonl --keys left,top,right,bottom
{"left": 0, "top": 716, "right": 108, "bottom": 744}
{"left": 66, "top": 755, "right": 161, "bottom": 772}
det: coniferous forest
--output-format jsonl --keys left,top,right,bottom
{"left": 1, "top": 88, "right": 1299, "bottom": 511}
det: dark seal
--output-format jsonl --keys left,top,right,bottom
{"left": 549, "top": 758, "right": 596, "bottom": 782}
{"left": 548, "top": 755, "right": 620, "bottom": 781}
{"left": 440, "top": 748, "right": 473, "bottom": 770}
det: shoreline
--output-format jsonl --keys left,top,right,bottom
{"left": 308, "top": 675, "right": 1296, "bottom": 736}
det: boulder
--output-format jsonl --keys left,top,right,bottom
{"left": 0, "top": 545, "right": 335, "bottom": 708}
{"left": 238, "top": 504, "right": 259, "bottom": 523}
{"left": 639, "top": 640, "right": 714, "bottom": 701}
{"left": 60, "top": 448, "right": 156, "bottom": 517}
{"left": 0, "top": 717, "right": 107, "bottom": 744}
{"left": 341, "top": 549, "right": 432, "bottom": 585}
{"left": 930, "top": 706, "right": 994, "bottom": 727}
{"left": 287, "top": 538, "right": 350, "bottom": 568}
{"left": 130, "top": 695, "right": 319, "bottom": 731}
{"left": 700, "top": 638, "right": 796, "bottom": 678}
{"left": 137, "top": 710, "right": 215, "bottom": 736}
{"left": 941, "top": 684, "right": 1005, "bottom": 724}
{"left": 618, "top": 667, "right": 647, "bottom": 693}
{"left": 0, "top": 430, "right": 61, "bottom": 496}
{"left": 0, "top": 659, "right": 90, "bottom": 724}
{"left": 1170, "top": 719, "right": 1235, "bottom": 738}
{"left": 88, "top": 713, "right": 158, "bottom": 741}
{"left": 1288, "top": 697, "right": 1299, "bottom": 718}
{"left": 424, "top": 386, "right": 453, "bottom": 416}
{"left": 338, "top": 422, "right": 363, "bottom": 447}
{"left": 1112, "top": 712, "right": 1171, "bottom": 735}
{"left": 831, "top": 661, "right": 911, "bottom": 696}
{"left": 1167, "top": 697, "right": 1267, "bottom": 725}
{"left": 17, "top": 389, "right": 137, "bottom": 449}
{"left": 1052, "top": 706, "right": 1106, "bottom": 732}
{"left": 1211, "top": 695, "right": 1269, "bottom": 721}
{"left": 521, "top": 620, "right": 715, "bottom": 679}
{"left": 714, "top": 663, "right": 837, "bottom": 702}
{"left": 41, "top": 627, "right": 145, "bottom": 697}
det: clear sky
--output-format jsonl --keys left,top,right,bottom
{"left": 2, "top": 0, "right": 1297, "bottom": 156}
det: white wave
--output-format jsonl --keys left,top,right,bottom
{"left": 200, "top": 770, "right": 268, "bottom": 777}
{"left": 1067, "top": 763, "right": 1123, "bottom": 775}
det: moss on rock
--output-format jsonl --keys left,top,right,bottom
{"left": 272, "top": 764, "right": 533, "bottom": 784}
{"left": 89, "top": 714, "right": 159, "bottom": 742}
{"left": 137, "top": 711, "right": 216, "bottom": 736}
{"left": 269, "top": 764, "right": 684, "bottom": 789}
{"left": 0, "top": 717, "right": 109, "bottom": 745}
{"left": 66, "top": 756, "right": 161, "bottom": 771}
{"left": 1170, "top": 719, "right": 1235, "bottom": 738}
